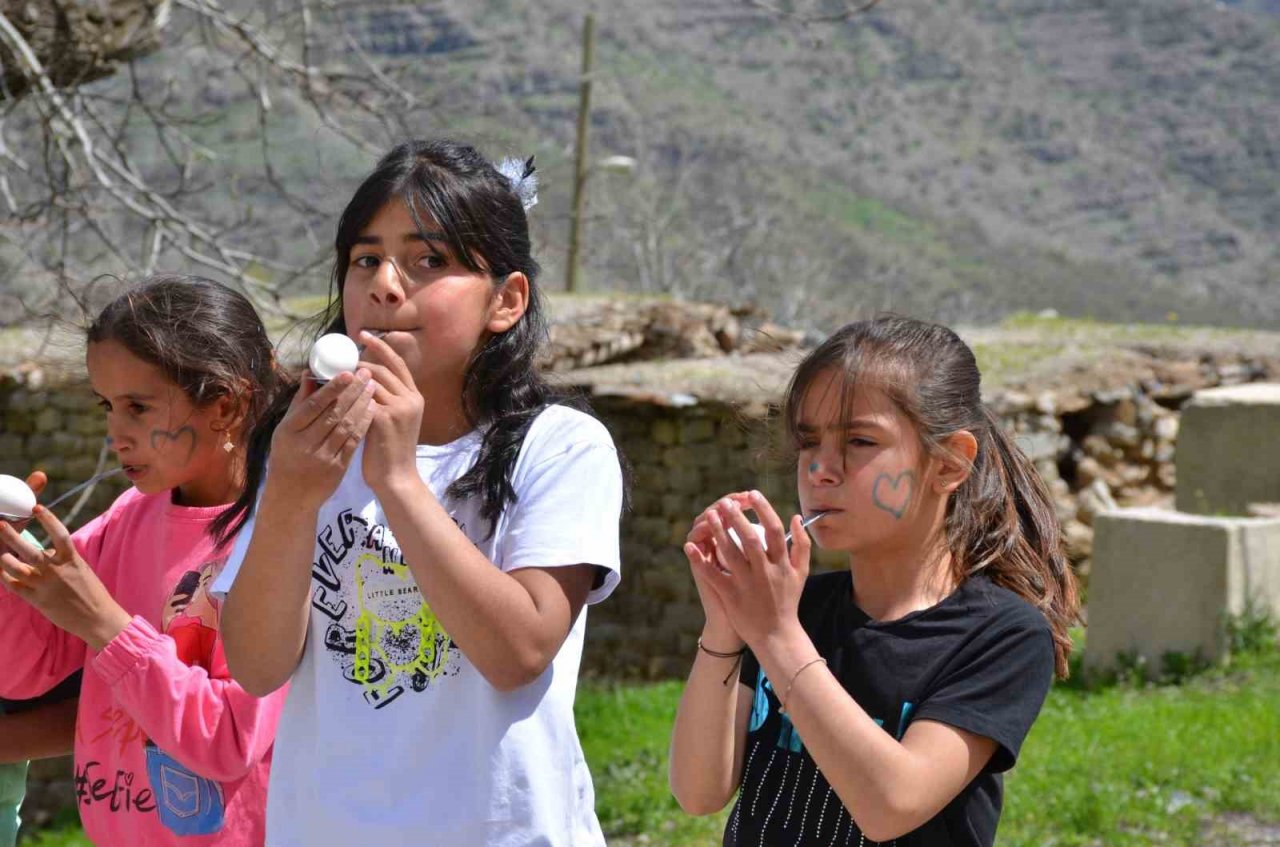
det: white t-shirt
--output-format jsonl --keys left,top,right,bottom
{"left": 212, "top": 405, "right": 622, "bottom": 846}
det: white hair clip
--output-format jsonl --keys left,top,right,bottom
{"left": 496, "top": 155, "right": 538, "bottom": 212}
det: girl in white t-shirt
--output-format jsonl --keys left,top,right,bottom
{"left": 211, "top": 139, "right": 625, "bottom": 845}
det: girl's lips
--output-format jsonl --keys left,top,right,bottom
{"left": 122, "top": 465, "right": 146, "bottom": 481}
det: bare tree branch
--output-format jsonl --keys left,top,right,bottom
{"left": 0, "top": 0, "right": 447, "bottom": 331}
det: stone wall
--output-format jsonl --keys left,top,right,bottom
{"left": 5, "top": 354, "right": 1280, "bottom": 681}
{"left": 586, "top": 397, "right": 793, "bottom": 679}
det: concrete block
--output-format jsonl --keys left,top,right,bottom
{"left": 1176, "top": 383, "right": 1280, "bottom": 516}
{"left": 1086, "top": 507, "right": 1280, "bottom": 675}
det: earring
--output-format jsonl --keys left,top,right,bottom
{"left": 223, "top": 435, "right": 235, "bottom": 453}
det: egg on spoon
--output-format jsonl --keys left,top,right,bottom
{"left": 307, "top": 333, "right": 360, "bottom": 383}
{"left": 0, "top": 473, "right": 36, "bottom": 522}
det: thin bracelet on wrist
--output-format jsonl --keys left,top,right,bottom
{"left": 778, "top": 657, "right": 827, "bottom": 715}
{"left": 697, "top": 637, "right": 747, "bottom": 686}
{"left": 697, "top": 637, "right": 745, "bottom": 658}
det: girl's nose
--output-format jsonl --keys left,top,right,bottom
{"left": 807, "top": 455, "right": 842, "bottom": 485}
{"left": 369, "top": 258, "right": 406, "bottom": 306}
{"left": 104, "top": 424, "right": 130, "bottom": 454}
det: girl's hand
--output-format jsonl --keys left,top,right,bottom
{"left": 266, "top": 369, "right": 377, "bottom": 508}
{"left": 355, "top": 331, "right": 425, "bottom": 494}
{"left": 691, "top": 490, "right": 812, "bottom": 650}
{"left": 0, "top": 505, "right": 132, "bottom": 650}
{"left": 683, "top": 493, "right": 755, "bottom": 649}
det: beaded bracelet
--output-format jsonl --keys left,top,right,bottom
{"left": 778, "top": 657, "right": 827, "bottom": 715}
{"left": 697, "top": 637, "right": 747, "bottom": 686}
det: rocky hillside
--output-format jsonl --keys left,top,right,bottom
{"left": 5, "top": 0, "right": 1280, "bottom": 330}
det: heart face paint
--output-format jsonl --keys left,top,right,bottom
{"left": 871, "top": 471, "right": 916, "bottom": 520}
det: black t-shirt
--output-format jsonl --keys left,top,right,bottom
{"left": 726, "top": 572, "right": 1054, "bottom": 847}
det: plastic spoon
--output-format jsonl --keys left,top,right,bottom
{"left": 783, "top": 509, "right": 833, "bottom": 545}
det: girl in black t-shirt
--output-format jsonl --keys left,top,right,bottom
{"left": 669, "top": 316, "right": 1080, "bottom": 847}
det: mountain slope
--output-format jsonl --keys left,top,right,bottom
{"left": 6, "top": 0, "right": 1279, "bottom": 329}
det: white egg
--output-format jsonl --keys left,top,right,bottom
{"left": 0, "top": 474, "right": 36, "bottom": 519}
{"left": 308, "top": 333, "right": 360, "bottom": 382}
{"left": 726, "top": 522, "right": 767, "bottom": 551}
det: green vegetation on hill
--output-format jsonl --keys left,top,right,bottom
{"left": 7, "top": 0, "right": 1280, "bottom": 331}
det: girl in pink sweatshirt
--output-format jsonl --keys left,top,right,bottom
{"left": 0, "top": 275, "right": 290, "bottom": 846}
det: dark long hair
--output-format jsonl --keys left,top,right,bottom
{"left": 783, "top": 316, "right": 1080, "bottom": 678}
{"left": 215, "top": 139, "right": 565, "bottom": 546}
{"left": 88, "top": 275, "right": 286, "bottom": 539}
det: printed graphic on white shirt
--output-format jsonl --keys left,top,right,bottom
{"left": 310, "top": 508, "right": 460, "bottom": 710}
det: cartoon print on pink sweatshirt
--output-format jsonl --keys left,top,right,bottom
{"left": 145, "top": 560, "right": 227, "bottom": 836}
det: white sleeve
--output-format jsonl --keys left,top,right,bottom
{"left": 211, "top": 499, "right": 259, "bottom": 601}
{"left": 495, "top": 411, "right": 623, "bottom": 605}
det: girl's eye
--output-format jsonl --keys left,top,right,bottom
{"left": 795, "top": 440, "right": 818, "bottom": 452}
{"left": 97, "top": 400, "right": 111, "bottom": 412}
{"left": 847, "top": 437, "right": 875, "bottom": 448}
{"left": 416, "top": 253, "right": 445, "bottom": 270}
{"left": 352, "top": 255, "right": 379, "bottom": 269}
{"left": 128, "top": 403, "right": 148, "bottom": 415}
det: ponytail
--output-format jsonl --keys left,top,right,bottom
{"left": 947, "top": 407, "right": 1078, "bottom": 677}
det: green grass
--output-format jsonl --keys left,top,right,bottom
{"left": 577, "top": 650, "right": 1280, "bottom": 846}
{"left": 970, "top": 340, "right": 1070, "bottom": 385}
{"left": 1000, "top": 652, "right": 1280, "bottom": 846}
{"left": 22, "top": 653, "right": 1280, "bottom": 846}
{"left": 576, "top": 681, "right": 729, "bottom": 845}
{"left": 996, "top": 310, "right": 1270, "bottom": 344}
{"left": 17, "top": 809, "right": 88, "bottom": 846}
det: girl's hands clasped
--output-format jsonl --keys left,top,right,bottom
{"left": 356, "top": 331, "right": 426, "bottom": 493}
{"left": 0, "top": 505, "right": 132, "bottom": 650}
{"left": 683, "top": 492, "right": 752, "bottom": 650}
{"left": 267, "top": 367, "right": 378, "bottom": 508}
{"left": 685, "top": 490, "right": 813, "bottom": 649}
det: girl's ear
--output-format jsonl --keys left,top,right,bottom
{"left": 209, "top": 381, "right": 251, "bottom": 439}
{"left": 487, "top": 272, "right": 529, "bottom": 333}
{"left": 933, "top": 430, "right": 978, "bottom": 495}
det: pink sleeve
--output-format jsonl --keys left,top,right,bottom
{"left": 89, "top": 616, "right": 286, "bottom": 783}
{"left": 0, "top": 509, "right": 114, "bottom": 698}
{"left": 0, "top": 589, "right": 85, "bottom": 699}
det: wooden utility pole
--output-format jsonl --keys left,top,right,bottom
{"left": 565, "top": 12, "right": 595, "bottom": 293}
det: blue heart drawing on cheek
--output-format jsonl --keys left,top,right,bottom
{"left": 149, "top": 427, "right": 197, "bottom": 464}
{"left": 871, "top": 471, "right": 915, "bottom": 519}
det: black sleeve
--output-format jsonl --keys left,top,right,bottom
{"left": 912, "top": 615, "right": 1054, "bottom": 772}
{"left": 0, "top": 669, "right": 83, "bottom": 715}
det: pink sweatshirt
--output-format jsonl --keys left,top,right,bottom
{"left": 0, "top": 488, "right": 284, "bottom": 846}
